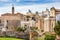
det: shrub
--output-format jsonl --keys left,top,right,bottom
{"left": 16, "top": 27, "right": 26, "bottom": 32}
{"left": 54, "top": 21, "right": 60, "bottom": 35}
{"left": 44, "top": 34, "right": 56, "bottom": 40}
{"left": 30, "top": 27, "right": 38, "bottom": 31}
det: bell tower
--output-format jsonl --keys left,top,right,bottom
{"left": 12, "top": 2, "right": 14, "bottom": 15}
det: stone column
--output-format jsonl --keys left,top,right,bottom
{"left": 30, "top": 31, "right": 38, "bottom": 40}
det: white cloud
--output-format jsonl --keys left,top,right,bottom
{"left": 23, "top": 0, "right": 60, "bottom": 2}
{"left": 23, "top": 0, "right": 40, "bottom": 1}
{"left": 15, "top": 2, "right": 60, "bottom": 13}
{"left": 52, "top": 0, "right": 60, "bottom": 2}
{"left": 16, "top": 0, "right": 20, "bottom": 2}
{"left": 0, "top": 0, "right": 9, "bottom": 2}
{"left": 0, "top": 2, "right": 60, "bottom": 15}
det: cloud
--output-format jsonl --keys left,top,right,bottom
{"left": 16, "top": 0, "right": 20, "bottom": 2}
{"left": 0, "top": 2, "right": 60, "bottom": 15}
{"left": 20, "top": 0, "right": 60, "bottom": 2}
{"left": 0, "top": 0, "right": 8, "bottom": 1}
{"left": 22, "top": 0, "right": 40, "bottom": 1}
{"left": 52, "top": 0, "right": 60, "bottom": 2}
{"left": 15, "top": 2, "right": 60, "bottom": 13}
{"left": 0, "top": 0, "right": 9, "bottom": 2}
{"left": 0, "top": 0, "right": 60, "bottom": 7}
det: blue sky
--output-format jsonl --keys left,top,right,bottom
{"left": 0, "top": 0, "right": 60, "bottom": 6}
{"left": 0, "top": 0, "right": 60, "bottom": 15}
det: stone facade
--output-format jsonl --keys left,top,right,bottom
{"left": 30, "top": 31, "right": 38, "bottom": 40}
{"left": 0, "top": 6, "right": 60, "bottom": 36}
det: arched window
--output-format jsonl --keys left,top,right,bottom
{"left": 27, "top": 18, "right": 29, "bottom": 21}
{"left": 32, "top": 17, "right": 36, "bottom": 21}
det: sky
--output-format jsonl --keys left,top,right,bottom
{"left": 0, "top": 0, "right": 60, "bottom": 15}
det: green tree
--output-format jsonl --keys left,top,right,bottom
{"left": 54, "top": 21, "right": 60, "bottom": 39}
{"left": 16, "top": 27, "right": 26, "bottom": 32}
{"left": 44, "top": 34, "right": 56, "bottom": 40}
{"left": 30, "top": 27, "right": 38, "bottom": 31}
{"left": 54, "top": 21, "right": 60, "bottom": 35}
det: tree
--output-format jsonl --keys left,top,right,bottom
{"left": 54, "top": 21, "right": 60, "bottom": 39}
{"left": 54, "top": 21, "right": 60, "bottom": 35}
{"left": 30, "top": 27, "right": 38, "bottom": 31}
{"left": 16, "top": 27, "right": 26, "bottom": 32}
{"left": 44, "top": 34, "right": 56, "bottom": 40}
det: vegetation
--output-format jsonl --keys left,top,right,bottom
{"left": 30, "top": 27, "right": 38, "bottom": 31}
{"left": 16, "top": 27, "right": 26, "bottom": 32}
{"left": 0, "top": 37, "right": 24, "bottom": 40}
{"left": 38, "top": 37, "right": 44, "bottom": 40}
{"left": 54, "top": 21, "right": 60, "bottom": 35}
{"left": 44, "top": 34, "right": 56, "bottom": 40}
{"left": 0, "top": 37, "right": 44, "bottom": 40}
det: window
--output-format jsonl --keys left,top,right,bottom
{"left": 26, "top": 16, "right": 30, "bottom": 18}
{"left": 27, "top": 18, "right": 29, "bottom": 21}
{"left": 32, "top": 17, "right": 36, "bottom": 21}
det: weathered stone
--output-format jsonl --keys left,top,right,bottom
{"left": 30, "top": 31, "right": 38, "bottom": 40}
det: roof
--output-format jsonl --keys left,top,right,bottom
{"left": 1, "top": 12, "right": 24, "bottom": 16}
{"left": 55, "top": 9, "right": 60, "bottom": 12}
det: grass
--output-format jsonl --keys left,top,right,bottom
{"left": 38, "top": 37, "right": 43, "bottom": 40}
{"left": 38, "top": 37, "right": 44, "bottom": 40}
{"left": 0, "top": 36, "right": 56, "bottom": 40}
{"left": 0, "top": 37, "right": 24, "bottom": 40}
